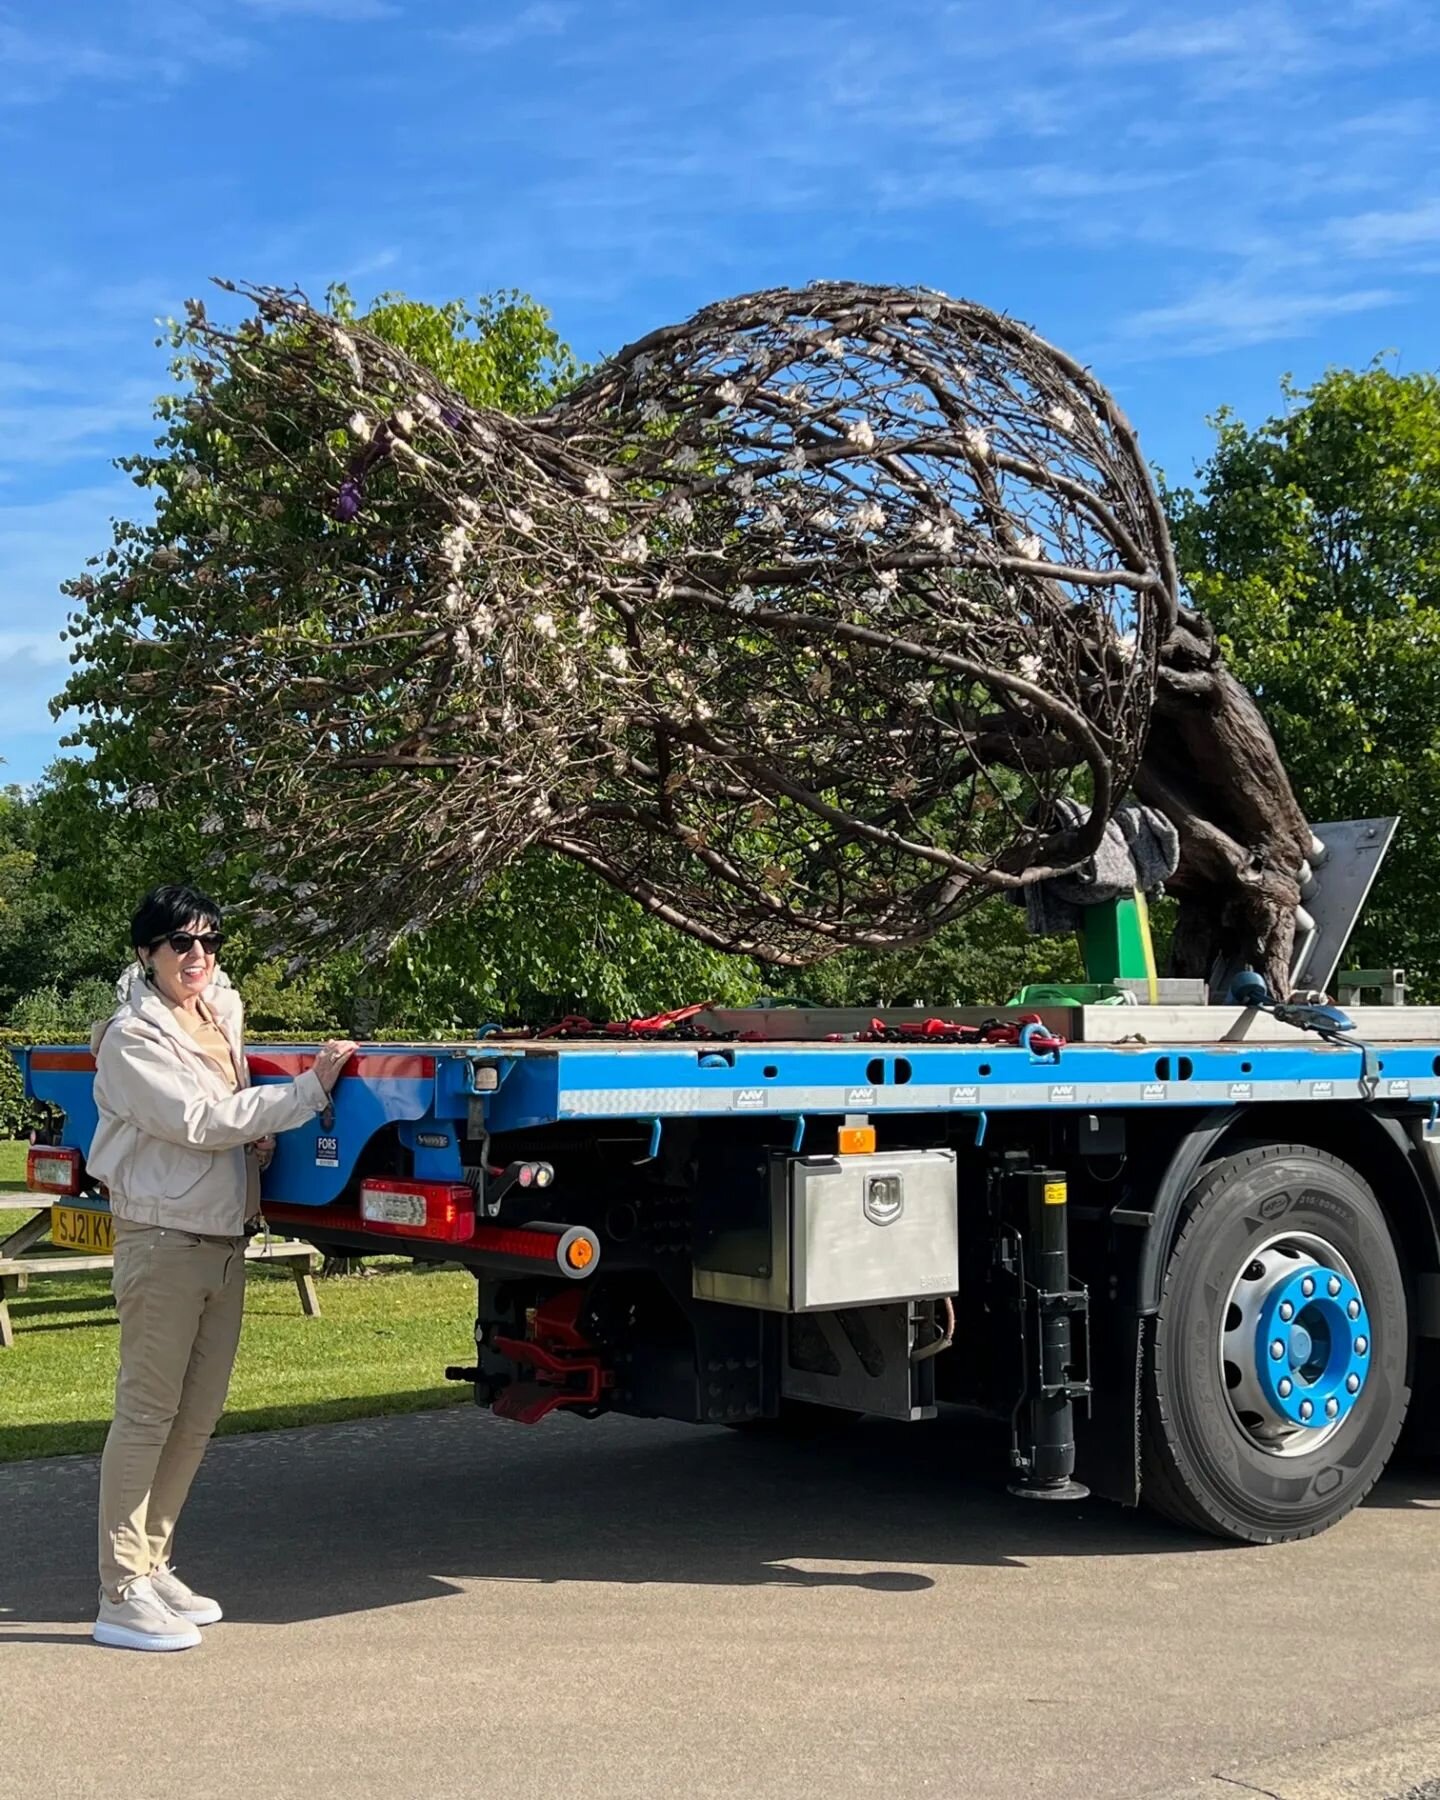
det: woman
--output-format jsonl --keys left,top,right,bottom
{"left": 87, "top": 883, "right": 357, "bottom": 1652}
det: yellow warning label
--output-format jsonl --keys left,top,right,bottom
{"left": 1043, "top": 1182, "right": 1068, "bottom": 1206}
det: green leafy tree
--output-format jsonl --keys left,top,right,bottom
{"left": 1167, "top": 363, "right": 1440, "bottom": 995}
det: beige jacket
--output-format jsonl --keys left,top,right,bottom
{"left": 88, "top": 965, "right": 329, "bottom": 1237}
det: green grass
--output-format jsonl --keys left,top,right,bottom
{"left": 0, "top": 1188, "right": 475, "bottom": 1462}
{"left": 0, "top": 1139, "right": 26, "bottom": 1191}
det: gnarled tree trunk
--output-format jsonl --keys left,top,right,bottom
{"left": 1136, "top": 606, "right": 1311, "bottom": 999}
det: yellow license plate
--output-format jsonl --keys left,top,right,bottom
{"left": 51, "top": 1205, "right": 114, "bottom": 1254}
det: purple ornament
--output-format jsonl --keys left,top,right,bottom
{"left": 333, "top": 478, "right": 362, "bottom": 522}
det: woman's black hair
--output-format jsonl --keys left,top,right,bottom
{"left": 131, "top": 884, "right": 223, "bottom": 951}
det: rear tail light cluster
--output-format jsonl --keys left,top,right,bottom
{"left": 358, "top": 1179, "right": 599, "bottom": 1276}
{"left": 28, "top": 1146, "right": 82, "bottom": 1197}
{"left": 360, "top": 1179, "right": 474, "bottom": 1243}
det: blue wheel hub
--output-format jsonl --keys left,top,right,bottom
{"left": 1222, "top": 1235, "right": 1374, "bottom": 1454}
{"left": 1254, "top": 1265, "right": 1371, "bottom": 1428}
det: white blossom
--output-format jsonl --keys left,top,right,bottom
{"left": 348, "top": 412, "right": 372, "bottom": 442}
{"left": 1048, "top": 403, "right": 1076, "bottom": 433}
{"left": 440, "top": 525, "right": 470, "bottom": 572}
{"left": 641, "top": 398, "right": 667, "bottom": 425}
{"left": 531, "top": 612, "right": 558, "bottom": 640}
{"left": 332, "top": 330, "right": 363, "bottom": 381}
{"left": 584, "top": 470, "right": 612, "bottom": 500}
{"left": 715, "top": 379, "right": 743, "bottom": 407}
{"left": 619, "top": 533, "right": 650, "bottom": 563}
{"left": 846, "top": 417, "right": 876, "bottom": 450}
{"left": 733, "top": 585, "right": 757, "bottom": 614}
{"left": 667, "top": 495, "right": 695, "bottom": 526}
{"left": 963, "top": 425, "right": 990, "bottom": 459}
{"left": 672, "top": 444, "right": 700, "bottom": 472}
{"left": 1018, "top": 534, "right": 1042, "bottom": 561}
{"left": 783, "top": 446, "right": 807, "bottom": 472}
{"left": 507, "top": 507, "right": 536, "bottom": 535}
{"left": 729, "top": 471, "right": 757, "bottom": 499}
{"left": 876, "top": 567, "right": 899, "bottom": 589}
{"left": 392, "top": 408, "right": 416, "bottom": 438}
{"left": 1017, "top": 653, "right": 1043, "bottom": 683}
{"left": 849, "top": 501, "right": 886, "bottom": 534}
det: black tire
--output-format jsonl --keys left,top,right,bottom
{"left": 1141, "top": 1143, "right": 1411, "bottom": 1544}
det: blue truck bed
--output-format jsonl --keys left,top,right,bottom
{"left": 14, "top": 1006, "right": 1440, "bottom": 1546}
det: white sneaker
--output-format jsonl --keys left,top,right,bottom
{"left": 150, "top": 1563, "right": 223, "bottom": 1626}
{"left": 93, "top": 1577, "right": 202, "bottom": 1652}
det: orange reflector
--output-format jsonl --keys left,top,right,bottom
{"left": 838, "top": 1125, "right": 876, "bottom": 1155}
{"left": 565, "top": 1236, "right": 595, "bottom": 1271}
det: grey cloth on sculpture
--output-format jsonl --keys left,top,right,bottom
{"left": 1012, "top": 800, "right": 1180, "bottom": 935}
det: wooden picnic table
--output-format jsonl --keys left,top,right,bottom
{"left": 0, "top": 1203, "right": 321, "bottom": 1348}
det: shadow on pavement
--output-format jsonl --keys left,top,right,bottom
{"left": 0, "top": 1403, "right": 1297, "bottom": 1632}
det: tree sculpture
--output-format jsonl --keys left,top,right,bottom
{"left": 61, "top": 281, "right": 1310, "bottom": 992}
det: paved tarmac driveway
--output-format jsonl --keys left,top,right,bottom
{"left": 3, "top": 1406, "right": 1438, "bottom": 1799}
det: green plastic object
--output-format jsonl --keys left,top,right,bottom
{"left": 1009, "top": 982, "right": 1128, "bottom": 1006}
{"left": 1010, "top": 890, "right": 1160, "bottom": 1007}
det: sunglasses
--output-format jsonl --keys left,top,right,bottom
{"left": 150, "top": 931, "right": 225, "bottom": 957}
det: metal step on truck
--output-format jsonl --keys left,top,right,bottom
{"left": 13, "top": 818, "right": 1440, "bottom": 1546}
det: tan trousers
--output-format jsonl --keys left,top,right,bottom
{"left": 98, "top": 1222, "right": 246, "bottom": 1600}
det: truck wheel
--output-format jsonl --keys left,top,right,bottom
{"left": 1141, "top": 1143, "right": 1410, "bottom": 1544}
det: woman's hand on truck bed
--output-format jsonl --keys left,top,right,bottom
{"left": 312, "top": 1041, "right": 359, "bottom": 1093}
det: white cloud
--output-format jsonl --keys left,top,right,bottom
{"left": 0, "top": 382, "right": 158, "bottom": 469}
{"left": 1332, "top": 199, "right": 1440, "bottom": 257}
{"left": 443, "top": 4, "right": 574, "bottom": 54}
{"left": 1116, "top": 279, "right": 1402, "bottom": 356}
{"left": 236, "top": 0, "right": 396, "bottom": 16}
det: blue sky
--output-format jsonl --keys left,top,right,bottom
{"left": 3, "top": 0, "right": 1439, "bottom": 785}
